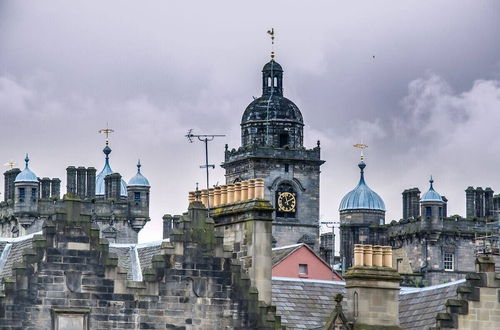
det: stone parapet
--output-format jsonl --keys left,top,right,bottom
{"left": 223, "top": 145, "right": 323, "bottom": 165}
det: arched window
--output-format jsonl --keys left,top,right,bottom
{"left": 274, "top": 77, "right": 278, "bottom": 87}
{"left": 268, "top": 77, "right": 272, "bottom": 87}
{"left": 275, "top": 183, "right": 297, "bottom": 218}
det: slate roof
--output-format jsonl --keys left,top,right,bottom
{"left": 272, "top": 243, "right": 302, "bottom": 266}
{"left": 0, "top": 234, "right": 36, "bottom": 279}
{"left": 109, "top": 240, "right": 164, "bottom": 281}
{"left": 272, "top": 277, "right": 346, "bottom": 330}
{"left": 272, "top": 277, "right": 465, "bottom": 330}
{"left": 399, "top": 280, "right": 465, "bottom": 330}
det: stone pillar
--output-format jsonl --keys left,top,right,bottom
{"left": 76, "top": 166, "right": 86, "bottom": 198}
{"left": 66, "top": 166, "right": 77, "bottom": 196}
{"left": 345, "top": 244, "right": 402, "bottom": 329}
{"left": 466, "top": 186, "right": 475, "bottom": 218}
{"left": 50, "top": 178, "right": 61, "bottom": 199}
{"left": 86, "top": 167, "right": 96, "bottom": 199}
{"left": 40, "top": 177, "right": 51, "bottom": 199}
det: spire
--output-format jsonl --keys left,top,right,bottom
{"left": 137, "top": 159, "right": 141, "bottom": 173}
{"left": 99, "top": 124, "right": 114, "bottom": 165}
{"left": 24, "top": 153, "right": 29, "bottom": 168}
{"left": 358, "top": 160, "right": 366, "bottom": 184}
{"left": 429, "top": 175, "right": 434, "bottom": 189}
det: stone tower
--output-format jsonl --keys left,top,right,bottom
{"left": 222, "top": 57, "right": 324, "bottom": 249}
{"left": 339, "top": 160, "right": 386, "bottom": 269}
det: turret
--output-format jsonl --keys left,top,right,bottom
{"left": 127, "top": 160, "right": 150, "bottom": 232}
{"left": 13, "top": 155, "right": 39, "bottom": 217}
{"left": 420, "top": 177, "right": 444, "bottom": 239}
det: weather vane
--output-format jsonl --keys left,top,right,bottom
{"left": 4, "top": 161, "right": 16, "bottom": 169}
{"left": 353, "top": 143, "right": 368, "bottom": 161}
{"left": 98, "top": 123, "right": 114, "bottom": 146}
{"left": 267, "top": 28, "right": 275, "bottom": 59}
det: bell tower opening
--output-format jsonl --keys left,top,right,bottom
{"left": 279, "top": 133, "right": 289, "bottom": 147}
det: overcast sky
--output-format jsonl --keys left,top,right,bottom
{"left": 1, "top": 1, "right": 500, "bottom": 243}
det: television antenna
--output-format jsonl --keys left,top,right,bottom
{"left": 185, "top": 129, "right": 225, "bottom": 212}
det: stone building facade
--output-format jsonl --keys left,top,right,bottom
{"left": 334, "top": 161, "right": 500, "bottom": 286}
{"left": 0, "top": 144, "right": 150, "bottom": 244}
{"left": 0, "top": 197, "right": 281, "bottom": 329}
{"left": 222, "top": 57, "right": 324, "bottom": 249}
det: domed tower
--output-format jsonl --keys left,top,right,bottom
{"left": 420, "top": 177, "right": 445, "bottom": 238}
{"left": 95, "top": 143, "right": 127, "bottom": 199}
{"left": 222, "top": 55, "right": 324, "bottom": 249}
{"left": 127, "top": 160, "right": 151, "bottom": 232}
{"left": 339, "top": 160, "right": 386, "bottom": 269}
{"left": 14, "top": 155, "right": 39, "bottom": 225}
{"left": 241, "top": 60, "right": 304, "bottom": 148}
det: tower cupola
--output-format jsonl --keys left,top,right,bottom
{"left": 339, "top": 161, "right": 385, "bottom": 211}
{"left": 262, "top": 60, "right": 283, "bottom": 97}
{"left": 14, "top": 155, "right": 38, "bottom": 183}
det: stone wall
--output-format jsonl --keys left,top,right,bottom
{"left": 433, "top": 256, "right": 500, "bottom": 329}
{"left": 0, "top": 198, "right": 282, "bottom": 329}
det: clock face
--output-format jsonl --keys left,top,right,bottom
{"left": 277, "top": 192, "right": 296, "bottom": 212}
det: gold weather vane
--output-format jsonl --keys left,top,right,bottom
{"left": 98, "top": 123, "right": 114, "bottom": 146}
{"left": 353, "top": 143, "right": 368, "bottom": 161}
{"left": 267, "top": 28, "right": 275, "bottom": 59}
{"left": 4, "top": 161, "right": 16, "bottom": 169}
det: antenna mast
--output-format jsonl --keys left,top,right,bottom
{"left": 185, "top": 129, "right": 225, "bottom": 213}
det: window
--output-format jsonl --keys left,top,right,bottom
{"left": 279, "top": 133, "right": 289, "bottom": 147}
{"left": 19, "top": 188, "right": 25, "bottom": 200}
{"left": 274, "top": 77, "right": 278, "bottom": 87}
{"left": 444, "top": 252, "right": 454, "bottom": 271}
{"left": 439, "top": 207, "right": 443, "bottom": 218}
{"left": 299, "top": 264, "right": 308, "bottom": 276}
{"left": 284, "top": 164, "right": 289, "bottom": 173}
{"left": 31, "top": 188, "right": 37, "bottom": 199}
{"left": 134, "top": 192, "right": 141, "bottom": 201}
{"left": 268, "top": 77, "right": 272, "bottom": 87}
{"left": 425, "top": 207, "right": 432, "bottom": 217}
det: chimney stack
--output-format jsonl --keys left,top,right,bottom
{"left": 345, "top": 244, "right": 402, "bottom": 329}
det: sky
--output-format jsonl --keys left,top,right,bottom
{"left": 1, "top": 1, "right": 500, "bottom": 244}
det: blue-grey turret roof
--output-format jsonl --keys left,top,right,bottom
{"left": 95, "top": 145, "right": 127, "bottom": 196}
{"left": 128, "top": 160, "right": 150, "bottom": 187}
{"left": 14, "top": 155, "right": 38, "bottom": 183}
{"left": 339, "top": 161, "right": 386, "bottom": 211}
{"left": 420, "top": 177, "right": 443, "bottom": 202}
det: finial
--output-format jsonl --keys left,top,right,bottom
{"left": 98, "top": 123, "right": 114, "bottom": 147}
{"left": 429, "top": 175, "right": 434, "bottom": 188}
{"left": 4, "top": 161, "right": 16, "bottom": 169}
{"left": 24, "top": 153, "right": 29, "bottom": 168}
{"left": 267, "top": 28, "right": 275, "bottom": 59}
{"left": 137, "top": 159, "right": 141, "bottom": 172}
{"left": 353, "top": 143, "right": 368, "bottom": 162}
{"left": 317, "top": 140, "right": 321, "bottom": 147}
